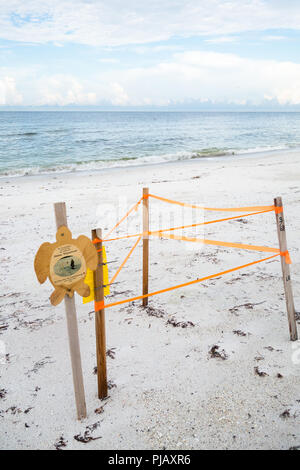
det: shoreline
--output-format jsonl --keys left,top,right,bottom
{"left": 1, "top": 146, "right": 300, "bottom": 182}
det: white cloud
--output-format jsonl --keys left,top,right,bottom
{"left": 3, "top": 51, "right": 300, "bottom": 107}
{"left": 108, "top": 82, "right": 129, "bottom": 105}
{"left": 0, "top": 76, "right": 22, "bottom": 104}
{"left": 0, "top": 1, "right": 300, "bottom": 47}
{"left": 204, "top": 36, "right": 237, "bottom": 44}
{"left": 36, "top": 75, "right": 97, "bottom": 105}
{"left": 93, "top": 51, "right": 300, "bottom": 106}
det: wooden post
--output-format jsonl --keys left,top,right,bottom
{"left": 92, "top": 228, "right": 108, "bottom": 399}
{"left": 142, "top": 188, "right": 149, "bottom": 306}
{"left": 274, "top": 197, "right": 298, "bottom": 341}
{"left": 54, "top": 202, "right": 87, "bottom": 420}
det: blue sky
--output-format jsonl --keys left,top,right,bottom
{"left": 1, "top": 1, "right": 300, "bottom": 109}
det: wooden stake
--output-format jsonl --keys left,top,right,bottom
{"left": 142, "top": 188, "right": 149, "bottom": 306}
{"left": 274, "top": 197, "right": 298, "bottom": 341}
{"left": 54, "top": 202, "right": 87, "bottom": 420}
{"left": 92, "top": 228, "right": 108, "bottom": 399}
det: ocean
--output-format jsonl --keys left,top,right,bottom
{"left": 0, "top": 111, "right": 300, "bottom": 177}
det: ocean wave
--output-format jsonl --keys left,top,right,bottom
{"left": 2, "top": 131, "right": 38, "bottom": 137}
{"left": 0, "top": 144, "right": 297, "bottom": 178}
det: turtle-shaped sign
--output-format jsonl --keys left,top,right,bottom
{"left": 34, "top": 226, "right": 98, "bottom": 306}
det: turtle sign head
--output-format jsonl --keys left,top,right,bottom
{"left": 56, "top": 226, "right": 72, "bottom": 242}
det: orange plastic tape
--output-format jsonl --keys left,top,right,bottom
{"left": 153, "top": 233, "right": 292, "bottom": 264}
{"left": 153, "top": 232, "right": 280, "bottom": 254}
{"left": 103, "top": 196, "right": 143, "bottom": 241}
{"left": 148, "top": 193, "right": 275, "bottom": 213}
{"left": 281, "top": 250, "right": 292, "bottom": 264}
{"left": 94, "top": 253, "right": 280, "bottom": 311}
{"left": 275, "top": 206, "right": 283, "bottom": 214}
{"left": 109, "top": 235, "right": 142, "bottom": 285}
{"left": 96, "top": 208, "right": 274, "bottom": 243}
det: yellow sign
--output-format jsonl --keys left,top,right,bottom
{"left": 83, "top": 246, "right": 110, "bottom": 303}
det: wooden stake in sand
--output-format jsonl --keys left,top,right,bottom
{"left": 274, "top": 197, "right": 298, "bottom": 341}
{"left": 92, "top": 228, "right": 108, "bottom": 399}
{"left": 54, "top": 202, "right": 87, "bottom": 419}
{"left": 142, "top": 187, "right": 149, "bottom": 306}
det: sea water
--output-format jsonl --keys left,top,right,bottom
{"left": 0, "top": 111, "right": 300, "bottom": 177}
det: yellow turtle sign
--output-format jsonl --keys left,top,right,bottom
{"left": 34, "top": 226, "right": 98, "bottom": 306}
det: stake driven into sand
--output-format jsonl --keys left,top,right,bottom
{"left": 53, "top": 202, "right": 87, "bottom": 420}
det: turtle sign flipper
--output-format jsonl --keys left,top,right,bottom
{"left": 77, "top": 235, "right": 98, "bottom": 271}
{"left": 34, "top": 242, "right": 52, "bottom": 284}
{"left": 50, "top": 286, "right": 67, "bottom": 306}
{"left": 74, "top": 280, "right": 90, "bottom": 298}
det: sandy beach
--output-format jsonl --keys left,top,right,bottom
{"left": 0, "top": 149, "right": 300, "bottom": 450}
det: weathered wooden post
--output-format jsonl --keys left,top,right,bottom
{"left": 274, "top": 197, "right": 298, "bottom": 341}
{"left": 142, "top": 187, "right": 149, "bottom": 306}
{"left": 54, "top": 202, "right": 87, "bottom": 419}
{"left": 92, "top": 228, "right": 108, "bottom": 399}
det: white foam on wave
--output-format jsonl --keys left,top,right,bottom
{"left": 0, "top": 144, "right": 297, "bottom": 178}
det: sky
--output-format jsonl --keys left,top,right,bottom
{"left": 1, "top": 0, "right": 300, "bottom": 110}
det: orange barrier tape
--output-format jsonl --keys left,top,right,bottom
{"left": 95, "top": 253, "right": 280, "bottom": 311}
{"left": 281, "top": 250, "right": 292, "bottom": 264}
{"left": 152, "top": 232, "right": 291, "bottom": 264}
{"left": 97, "top": 208, "right": 274, "bottom": 243}
{"left": 275, "top": 206, "right": 283, "bottom": 214}
{"left": 103, "top": 196, "right": 143, "bottom": 241}
{"left": 109, "top": 235, "right": 142, "bottom": 285}
{"left": 148, "top": 193, "right": 275, "bottom": 213}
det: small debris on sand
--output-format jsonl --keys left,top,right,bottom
{"left": 229, "top": 301, "right": 265, "bottom": 314}
{"left": 143, "top": 306, "right": 166, "bottom": 318}
{"left": 107, "top": 380, "right": 117, "bottom": 390}
{"left": 54, "top": 435, "right": 68, "bottom": 450}
{"left": 106, "top": 348, "right": 116, "bottom": 359}
{"left": 280, "top": 409, "right": 292, "bottom": 419}
{"left": 233, "top": 330, "right": 247, "bottom": 337}
{"left": 166, "top": 318, "right": 195, "bottom": 328}
{"left": 0, "top": 389, "right": 7, "bottom": 399}
{"left": 74, "top": 424, "right": 101, "bottom": 444}
{"left": 209, "top": 345, "right": 228, "bottom": 360}
{"left": 254, "top": 367, "right": 269, "bottom": 377}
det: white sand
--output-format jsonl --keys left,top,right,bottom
{"left": 0, "top": 150, "right": 300, "bottom": 450}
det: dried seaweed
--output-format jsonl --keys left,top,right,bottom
{"left": 106, "top": 348, "right": 116, "bottom": 359}
{"left": 209, "top": 345, "right": 228, "bottom": 360}
{"left": 143, "top": 306, "right": 165, "bottom": 318}
{"left": 229, "top": 301, "right": 265, "bottom": 314}
{"left": 233, "top": 330, "right": 247, "bottom": 337}
{"left": 74, "top": 424, "right": 101, "bottom": 444}
{"left": 254, "top": 367, "right": 269, "bottom": 377}
{"left": 280, "top": 409, "right": 292, "bottom": 419}
{"left": 107, "top": 380, "right": 117, "bottom": 390}
{"left": 54, "top": 436, "right": 68, "bottom": 450}
{"left": 166, "top": 318, "right": 195, "bottom": 328}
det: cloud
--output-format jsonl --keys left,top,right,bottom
{"left": 204, "top": 36, "right": 237, "bottom": 44}
{"left": 0, "top": 76, "right": 22, "bottom": 104}
{"left": 3, "top": 50, "right": 300, "bottom": 107}
{"left": 94, "top": 51, "right": 300, "bottom": 106}
{"left": 36, "top": 75, "right": 97, "bottom": 105}
{"left": 1, "top": 1, "right": 300, "bottom": 47}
